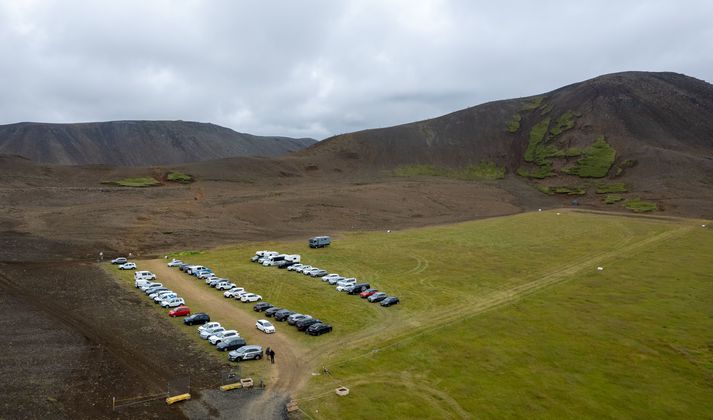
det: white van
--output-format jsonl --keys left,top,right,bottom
{"left": 285, "top": 254, "right": 301, "bottom": 263}
{"left": 134, "top": 271, "right": 156, "bottom": 281}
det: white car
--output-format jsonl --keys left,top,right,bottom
{"left": 322, "top": 273, "right": 341, "bottom": 282}
{"left": 240, "top": 293, "right": 262, "bottom": 303}
{"left": 303, "top": 267, "right": 321, "bottom": 275}
{"left": 336, "top": 283, "right": 354, "bottom": 292}
{"left": 295, "top": 265, "right": 312, "bottom": 273}
{"left": 287, "top": 264, "right": 304, "bottom": 272}
{"left": 233, "top": 291, "right": 250, "bottom": 300}
{"left": 223, "top": 287, "right": 245, "bottom": 298}
{"left": 200, "top": 326, "right": 224, "bottom": 340}
{"left": 160, "top": 297, "right": 185, "bottom": 308}
{"left": 327, "top": 276, "right": 346, "bottom": 285}
{"left": 154, "top": 292, "right": 177, "bottom": 303}
{"left": 208, "top": 329, "right": 239, "bottom": 345}
{"left": 167, "top": 259, "right": 183, "bottom": 267}
{"left": 198, "top": 322, "right": 221, "bottom": 333}
{"left": 119, "top": 262, "right": 137, "bottom": 270}
{"left": 216, "top": 281, "right": 237, "bottom": 291}
{"left": 140, "top": 282, "right": 162, "bottom": 292}
{"left": 111, "top": 257, "right": 127, "bottom": 264}
{"left": 256, "top": 319, "right": 275, "bottom": 334}
{"left": 336, "top": 278, "right": 357, "bottom": 289}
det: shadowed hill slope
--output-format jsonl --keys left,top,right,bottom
{"left": 300, "top": 71, "right": 713, "bottom": 169}
{"left": 296, "top": 71, "right": 713, "bottom": 213}
{"left": 0, "top": 120, "right": 316, "bottom": 166}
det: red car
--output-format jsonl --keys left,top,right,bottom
{"left": 360, "top": 288, "right": 378, "bottom": 298}
{"left": 169, "top": 306, "right": 191, "bottom": 317}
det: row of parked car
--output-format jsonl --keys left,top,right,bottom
{"left": 119, "top": 258, "right": 267, "bottom": 363}
{"left": 253, "top": 301, "right": 333, "bottom": 336}
{"left": 166, "top": 259, "right": 265, "bottom": 303}
{"left": 168, "top": 254, "right": 333, "bottom": 337}
{"left": 253, "top": 252, "right": 400, "bottom": 307}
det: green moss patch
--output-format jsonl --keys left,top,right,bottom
{"left": 625, "top": 198, "right": 657, "bottom": 213}
{"left": 517, "top": 163, "right": 555, "bottom": 179}
{"left": 101, "top": 177, "right": 161, "bottom": 187}
{"left": 603, "top": 194, "right": 625, "bottom": 204}
{"left": 506, "top": 113, "right": 522, "bottom": 133}
{"left": 550, "top": 111, "right": 577, "bottom": 137}
{"left": 522, "top": 97, "right": 544, "bottom": 111}
{"left": 568, "top": 135, "right": 616, "bottom": 178}
{"left": 524, "top": 118, "right": 551, "bottom": 163}
{"left": 551, "top": 185, "right": 588, "bottom": 195}
{"left": 167, "top": 171, "right": 194, "bottom": 183}
{"left": 596, "top": 183, "right": 627, "bottom": 194}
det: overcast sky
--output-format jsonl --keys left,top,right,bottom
{"left": 1, "top": 1, "right": 711, "bottom": 139}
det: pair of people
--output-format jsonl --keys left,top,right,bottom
{"left": 265, "top": 347, "right": 276, "bottom": 364}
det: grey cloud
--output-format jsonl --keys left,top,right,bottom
{"left": 0, "top": 0, "right": 711, "bottom": 139}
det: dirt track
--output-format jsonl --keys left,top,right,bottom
{"left": 144, "top": 260, "right": 311, "bottom": 417}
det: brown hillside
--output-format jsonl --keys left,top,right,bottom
{"left": 0, "top": 120, "right": 316, "bottom": 166}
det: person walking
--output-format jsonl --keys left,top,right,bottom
{"left": 265, "top": 347, "right": 271, "bottom": 362}
{"left": 269, "top": 349, "right": 275, "bottom": 364}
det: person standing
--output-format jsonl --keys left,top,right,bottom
{"left": 270, "top": 349, "right": 275, "bottom": 364}
{"left": 265, "top": 347, "right": 271, "bottom": 362}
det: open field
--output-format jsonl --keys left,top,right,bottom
{"left": 113, "top": 210, "right": 713, "bottom": 418}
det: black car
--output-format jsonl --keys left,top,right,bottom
{"left": 264, "top": 307, "right": 283, "bottom": 317}
{"left": 380, "top": 296, "right": 400, "bottom": 307}
{"left": 295, "top": 318, "right": 322, "bottom": 331}
{"left": 306, "top": 323, "right": 333, "bottom": 336}
{"left": 274, "top": 309, "right": 295, "bottom": 322}
{"left": 216, "top": 336, "right": 247, "bottom": 352}
{"left": 253, "top": 302, "right": 273, "bottom": 312}
{"left": 179, "top": 264, "right": 191, "bottom": 272}
{"left": 183, "top": 313, "right": 210, "bottom": 326}
{"left": 347, "top": 283, "right": 371, "bottom": 295}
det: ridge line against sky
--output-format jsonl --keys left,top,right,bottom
{"left": 1, "top": 0, "right": 711, "bottom": 139}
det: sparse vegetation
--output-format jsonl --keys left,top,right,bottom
{"left": 101, "top": 177, "right": 161, "bottom": 187}
{"left": 394, "top": 163, "right": 505, "bottom": 180}
{"left": 522, "top": 96, "right": 544, "bottom": 111}
{"left": 506, "top": 113, "right": 522, "bottom": 133}
{"left": 615, "top": 159, "right": 638, "bottom": 176}
{"left": 596, "top": 182, "right": 628, "bottom": 194}
{"left": 603, "top": 194, "right": 625, "bottom": 204}
{"left": 166, "top": 171, "right": 193, "bottom": 183}
{"left": 625, "top": 198, "right": 657, "bottom": 212}
{"left": 524, "top": 118, "right": 551, "bottom": 163}
{"left": 539, "top": 103, "right": 553, "bottom": 115}
{"left": 550, "top": 111, "right": 577, "bottom": 137}
{"left": 517, "top": 162, "right": 555, "bottom": 179}
{"left": 567, "top": 135, "right": 616, "bottom": 178}
{"left": 550, "top": 185, "right": 588, "bottom": 195}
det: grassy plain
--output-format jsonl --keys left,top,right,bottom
{"left": 115, "top": 210, "right": 712, "bottom": 418}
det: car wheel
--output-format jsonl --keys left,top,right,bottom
{"left": 256, "top": 354, "right": 262, "bottom": 360}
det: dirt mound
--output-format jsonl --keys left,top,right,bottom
{"left": 0, "top": 120, "right": 316, "bottom": 166}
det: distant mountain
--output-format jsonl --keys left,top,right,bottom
{"left": 298, "top": 71, "right": 713, "bottom": 209}
{"left": 0, "top": 120, "right": 316, "bottom": 165}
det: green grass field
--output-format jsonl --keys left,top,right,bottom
{"left": 130, "top": 210, "right": 711, "bottom": 418}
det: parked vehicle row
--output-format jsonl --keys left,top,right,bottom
{"left": 282, "top": 263, "right": 401, "bottom": 307}
{"left": 255, "top": 302, "right": 333, "bottom": 336}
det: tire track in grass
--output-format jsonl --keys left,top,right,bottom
{"left": 313, "top": 225, "right": 692, "bottom": 369}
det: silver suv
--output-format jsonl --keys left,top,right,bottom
{"left": 228, "top": 345, "right": 263, "bottom": 362}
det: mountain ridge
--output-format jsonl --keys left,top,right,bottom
{"left": 0, "top": 120, "right": 316, "bottom": 166}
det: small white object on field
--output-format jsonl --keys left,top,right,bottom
{"left": 597, "top": 266, "right": 604, "bottom": 271}
{"left": 538, "top": 208, "right": 542, "bottom": 212}
{"left": 387, "top": 230, "right": 391, "bottom": 233}
{"left": 556, "top": 212, "right": 561, "bottom": 216}
{"left": 702, "top": 224, "right": 706, "bottom": 228}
